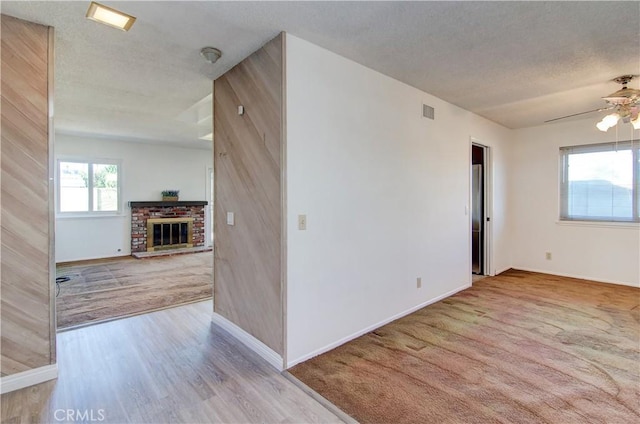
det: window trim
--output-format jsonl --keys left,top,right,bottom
{"left": 56, "top": 157, "right": 123, "bottom": 216}
{"left": 555, "top": 220, "right": 639, "bottom": 229}
{"left": 559, "top": 140, "right": 639, "bottom": 223}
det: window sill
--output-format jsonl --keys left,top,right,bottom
{"left": 556, "top": 220, "right": 639, "bottom": 229}
{"left": 56, "top": 213, "right": 126, "bottom": 220}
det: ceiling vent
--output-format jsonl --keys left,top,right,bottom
{"left": 423, "top": 104, "right": 435, "bottom": 120}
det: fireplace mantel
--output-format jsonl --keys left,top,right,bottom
{"left": 129, "top": 201, "right": 208, "bottom": 208}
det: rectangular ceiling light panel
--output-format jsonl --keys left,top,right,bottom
{"left": 86, "top": 2, "right": 136, "bottom": 31}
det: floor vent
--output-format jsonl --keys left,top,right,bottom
{"left": 423, "top": 104, "right": 435, "bottom": 120}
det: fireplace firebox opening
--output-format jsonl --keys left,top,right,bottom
{"left": 146, "top": 217, "right": 194, "bottom": 251}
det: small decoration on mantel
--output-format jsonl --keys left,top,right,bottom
{"left": 161, "top": 190, "right": 180, "bottom": 201}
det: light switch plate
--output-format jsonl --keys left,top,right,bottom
{"left": 298, "top": 214, "right": 307, "bottom": 230}
{"left": 226, "top": 212, "right": 235, "bottom": 226}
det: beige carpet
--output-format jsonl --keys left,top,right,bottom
{"left": 56, "top": 253, "right": 212, "bottom": 329}
{"left": 290, "top": 269, "right": 640, "bottom": 423}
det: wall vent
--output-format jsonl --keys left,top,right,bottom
{"left": 423, "top": 104, "right": 435, "bottom": 120}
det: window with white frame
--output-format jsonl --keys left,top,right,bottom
{"left": 58, "top": 159, "right": 121, "bottom": 214}
{"left": 560, "top": 141, "right": 639, "bottom": 222}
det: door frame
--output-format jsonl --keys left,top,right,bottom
{"left": 469, "top": 138, "right": 493, "bottom": 277}
{"left": 205, "top": 166, "right": 213, "bottom": 247}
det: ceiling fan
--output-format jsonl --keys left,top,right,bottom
{"left": 545, "top": 75, "right": 640, "bottom": 131}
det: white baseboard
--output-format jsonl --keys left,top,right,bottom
{"left": 212, "top": 313, "right": 284, "bottom": 371}
{"left": 0, "top": 364, "right": 58, "bottom": 394}
{"left": 512, "top": 267, "right": 639, "bottom": 288}
{"left": 494, "top": 266, "right": 512, "bottom": 276}
{"left": 287, "top": 283, "right": 472, "bottom": 368}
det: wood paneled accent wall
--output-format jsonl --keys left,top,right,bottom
{"left": 214, "top": 34, "right": 285, "bottom": 356}
{"left": 1, "top": 14, "right": 55, "bottom": 376}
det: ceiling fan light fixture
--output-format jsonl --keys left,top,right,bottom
{"left": 86, "top": 2, "right": 136, "bottom": 31}
{"left": 596, "top": 119, "right": 611, "bottom": 132}
{"left": 596, "top": 112, "right": 621, "bottom": 132}
{"left": 548, "top": 75, "right": 639, "bottom": 131}
{"left": 602, "top": 113, "right": 620, "bottom": 127}
{"left": 603, "top": 75, "right": 640, "bottom": 103}
{"left": 602, "top": 87, "right": 640, "bottom": 104}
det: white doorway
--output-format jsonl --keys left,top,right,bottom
{"left": 471, "top": 142, "right": 491, "bottom": 276}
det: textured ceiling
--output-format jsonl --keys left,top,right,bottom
{"left": 2, "top": 1, "right": 639, "bottom": 148}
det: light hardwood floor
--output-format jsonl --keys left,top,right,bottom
{"left": 1, "top": 300, "right": 344, "bottom": 423}
{"left": 56, "top": 253, "right": 213, "bottom": 329}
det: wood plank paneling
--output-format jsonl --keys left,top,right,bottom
{"left": 214, "top": 34, "right": 284, "bottom": 355}
{"left": 1, "top": 14, "right": 54, "bottom": 376}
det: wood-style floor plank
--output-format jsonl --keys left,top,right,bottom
{"left": 55, "top": 253, "right": 213, "bottom": 329}
{"left": 0, "top": 301, "right": 344, "bottom": 424}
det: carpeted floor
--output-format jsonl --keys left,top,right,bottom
{"left": 290, "top": 269, "right": 640, "bottom": 424}
{"left": 56, "top": 252, "right": 213, "bottom": 329}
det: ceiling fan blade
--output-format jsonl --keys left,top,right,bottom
{"left": 544, "top": 106, "right": 615, "bottom": 123}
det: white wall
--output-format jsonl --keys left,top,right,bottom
{"left": 55, "top": 134, "right": 213, "bottom": 262}
{"left": 511, "top": 119, "right": 639, "bottom": 287}
{"left": 285, "top": 35, "right": 514, "bottom": 366}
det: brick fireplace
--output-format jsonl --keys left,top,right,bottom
{"left": 130, "top": 201, "right": 207, "bottom": 254}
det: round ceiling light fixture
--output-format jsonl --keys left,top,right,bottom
{"left": 200, "top": 47, "right": 222, "bottom": 64}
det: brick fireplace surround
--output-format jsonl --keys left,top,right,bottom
{"left": 129, "top": 201, "right": 208, "bottom": 253}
